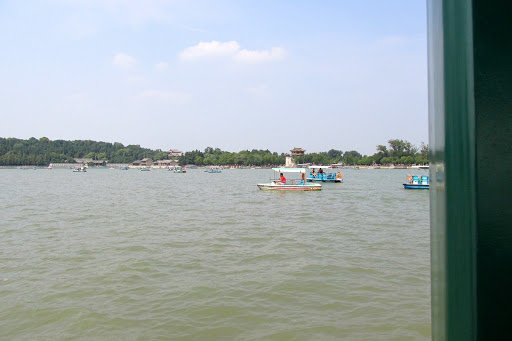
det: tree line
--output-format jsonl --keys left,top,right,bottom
{"left": 178, "top": 147, "right": 286, "bottom": 167}
{"left": 178, "top": 139, "right": 428, "bottom": 166}
{"left": 0, "top": 137, "right": 428, "bottom": 166}
{"left": 0, "top": 137, "right": 166, "bottom": 166}
{"left": 297, "top": 139, "right": 428, "bottom": 166}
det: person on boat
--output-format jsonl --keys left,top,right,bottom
{"left": 318, "top": 168, "right": 324, "bottom": 174}
{"left": 279, "top": 173, "right": 286, "bottom": 185}
{"left": 311, "top": 169, "right": 317, "bottom": 177}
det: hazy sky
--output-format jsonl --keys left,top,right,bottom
{"left": 0, "top": 1, "right": 427, "bottom": 155}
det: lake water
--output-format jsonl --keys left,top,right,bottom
{"left": 0, "top": 168, "right": 430, "bottom": 340}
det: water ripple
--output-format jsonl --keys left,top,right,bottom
{"left": 0, "top": 168, "right": 430, "bottom": 339}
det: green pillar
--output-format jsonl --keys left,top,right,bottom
{"left": 428, "top": 0, "right": 512, "bottom": 339}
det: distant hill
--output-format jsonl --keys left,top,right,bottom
{"left": 0, "top": 137, "right": 166, "bottom": 166}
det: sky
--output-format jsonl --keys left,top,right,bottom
{"left": 0, "top": 1, "right": 427, "bottom": 155}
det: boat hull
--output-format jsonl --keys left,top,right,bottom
{"left": 257, "top": 183, "right": 322, "bottom": 191}
{"left": 307, "top": 178, "right": 342, "bottom": 183}
{"left": 403, "top": 184, "right": 429, "bottom": 189}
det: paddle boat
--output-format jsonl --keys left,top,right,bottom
{"left": 257, "top": 168, "right": 322, "bottom": 191}
{"left": 205, "top": 166, "right": 222, "bottom": 173}
{"left": 307, "top": 165, "right": 343, "bottom": 183}
{"left": 403, "top": 175, "right": 430, "bottom": 189}
{"left": 140, "top": 166, "right": 151, "bottom": 171}
{"left": 73, "top": 167, "right": 87, "bottom": 172}
{"left": 169, "top": 166, "right": 186, "bottom": 173}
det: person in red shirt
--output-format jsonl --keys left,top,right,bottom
{"left": 279, "top": 173, "right": 286, "bottom": 185}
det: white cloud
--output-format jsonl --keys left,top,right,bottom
{"left": 180, "top": 41, "right": 286, "bottom": 63}
{"left": 180, "top": 41, "right": 240, "bottom": 60}
{"left": 65, "top": 92, "right": 88, "bottom": 101}
{"left": 247, "top": 84, "right": 269, "bottom": 97}
{"left": 125, "top": 76, "right": 145, "bottom": 84}
{"left": 136, "top": 90, "right": 192, "bottom": 103}
{"left": 113, "top": 53, "right": 136, "bottom": 68}
{"left": 154, "top": 62, "right": 169, "bottom": 70}
{"left": 234, "top": 47, "right": 286, "bottom": 63}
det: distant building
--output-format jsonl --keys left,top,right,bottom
{"left": 74, "top": 158, "right": 93, "bottom": 164}
{"left": 90, "top": 160, "right": 106, "bottom": 166}
{"left": 132, "top": 158, "right": 153, "bottom": 167}
{"left": 153, "top": 159, "right": 177, "bottom": 168}
{"left": 168, "top": 149, "right": 183, "bottom": 157}
{"left": 290, "top": 147, "right": 305, "bottom": 156}
{"left": 286, "top": 147, "right": 305, "bottom": 167}
{"left": 285, "top": 154, "right": 296, "bottom": 168}
{"left": 74, "top": 158, "right": 107, "bottom": 166}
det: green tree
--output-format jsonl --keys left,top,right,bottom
{"left": 327, "top": 149, "right": 343, "bottom": 159}
{"left": 194, "top": 156, "right": 203, "bottom": 165}
{"left": 154, "top": 151, "right": 168, "bottom": 161}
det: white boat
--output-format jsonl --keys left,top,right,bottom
{"left": 257, "top": 168, "right": 322, "bottom": 191}
{"left": 169, "top": 166, "right": 186, "bottom": 173}
{"left": 73, "top": 167, "right": 86, "bottom": 172}
{"left": 140, "top": 166, "right": 151, "bottom": 171}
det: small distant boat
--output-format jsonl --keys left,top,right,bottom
{"left": 257, "top": 168, "right": 322, "bottom": 191}
{"left": 173, "top": 166, "right": 186, "bottom": 173}
{"left": 403, "top": 175, "right": 429, "bottom": 189}
{"left": 140, "top": 166, "right": 151, "bottom": 171}
{"left": 119, "top": 167, "right": 129, "bottom": 170}
{"left": 205, "top": 166, "right": 222, "bottom": 173}
{"left": 307, "top": 165, "right": 343, "bottom": 183}
{"left": 73, "top": 167, "right": 87, "bottom": 172}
